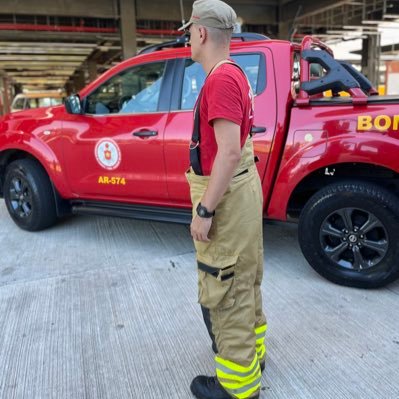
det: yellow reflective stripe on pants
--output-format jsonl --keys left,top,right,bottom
{"left": 221, "top": 374, "right": 262, "bottom": 398}
{"left": 255, "top": 323, "right": 267, "bottom": 362}
{"left": 255, "top": 324, "right": 267, "bottom": 338}
{"left": 256, "top": 346, "right": 266, "bottom": 361}
{"left": 216, "top": 355, "right": 259, "bottom": 380}
{"left": 216, "top": 355, "right": 261, "bottom": 398}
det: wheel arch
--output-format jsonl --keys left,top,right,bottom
{"left": 287, "top": 162, "right": 399, "bottom": 221}
{"left": 0, "top": 149, "right": 71, "bottom": 216}
{"left": 0, "top": 140, "right": 71, "bottom": 193}
{"left": 0, "top": 149, "right": 36, "bottom": 197}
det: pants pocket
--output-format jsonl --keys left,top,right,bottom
{"left": 198, "top": 258, "right": 237, "bottom": 310}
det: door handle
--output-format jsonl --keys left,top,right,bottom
{"left": 133, "top": 130, "right": 158, "bottom": 137}
{"left": 251, "top": 126, "right": 267, "bottom": 134}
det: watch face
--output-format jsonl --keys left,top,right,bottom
{"left": 197, "top": 203, "right": 213, "bottom": 218}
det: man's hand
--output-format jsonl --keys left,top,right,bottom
{"left": 190, "top": 215, "right": 213, "bottom": 242}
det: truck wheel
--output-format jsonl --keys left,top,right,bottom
{"left": 298, "top": 181, "right": 399, "bottom": 288}
{"left": 3, "top": 158, "right": 57, "bottom": 231}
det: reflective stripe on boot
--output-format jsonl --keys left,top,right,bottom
{"left": 255, "top": 323, "right": 267, "bottom": 363}
{"left": 215, "top": 355, "right": 261, "bottom": 399}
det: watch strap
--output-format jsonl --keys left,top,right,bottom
{"left": 196, "top": 203, "right": 215, "bottom": 218}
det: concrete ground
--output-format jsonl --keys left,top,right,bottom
{"left": 0, "top": 201, "right": 398, "bottom": 399}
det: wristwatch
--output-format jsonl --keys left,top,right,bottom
{"left": 196, "top": 203, "right": 215, "bottom": 218}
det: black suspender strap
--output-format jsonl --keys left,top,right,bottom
{"left": 190, "top": 91, "right": 203, "bottom": 176}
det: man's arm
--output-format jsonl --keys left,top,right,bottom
{"left": 190, "top": 118, "right": 241, "bottom": 242}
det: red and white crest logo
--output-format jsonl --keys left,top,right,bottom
{"left": 95, "top": 138, "right": 121, "bottom": 170}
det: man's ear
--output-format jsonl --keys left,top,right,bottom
{"left": 199, "top": 26, "right": 207, "bottom": 43}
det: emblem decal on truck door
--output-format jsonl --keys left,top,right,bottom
{"left": 95, "top": 138, "right": 121, "bottom": 170}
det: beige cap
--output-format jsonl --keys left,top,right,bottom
{"left": 178, "top": 0, "right": 237, "bottom": 31}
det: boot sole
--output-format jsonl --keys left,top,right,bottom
{"left": 190, "top": 383, "right": 259, "bottom": 399}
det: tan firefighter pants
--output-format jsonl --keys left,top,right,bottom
{"left": 186, "top": 142, "right": 267, "bottom": 398}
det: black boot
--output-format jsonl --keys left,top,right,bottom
{"left": 190, "top": 375, "right": 260, "bottom": 399}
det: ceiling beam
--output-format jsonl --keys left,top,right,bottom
{"left": 0, "top": 41, "right": 96, "bottom": 49}
{"left": 2, "top": 65, "right": 76, "bottom": 70}
{"left": 7, "top": 71, "right": 74, "bottom": 76}
{"left": 13, "top": 77, "right": 67, "bottom": 83}
{"left": 0, "top": 48, "right": 93, "bottom": 55}
{"left": 0, "top": 0, "right": 279, "bottom": 25}
{"left": 281, "top": 0, "right": 349, "bottom": 21}
{"left": 0, "top": 30, "right": 118, "bottom": 42}
{"left": 0, "top": 0, "right": 118, "bottom": 18}
{"left": 0, "top": 61, "right": 82, "bottom": 67}
{"left": 0, "top": 55, "right": 87, "bottom": 61}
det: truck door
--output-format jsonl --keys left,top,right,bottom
{"left": 62, "top": 60, "right": 173, "bottom": 202}
{"left": 163, "top": 49, "right": 277, "bottom": 204}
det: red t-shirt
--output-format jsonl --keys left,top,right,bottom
{"left": 197, "top": 62, "right": 254, "bottom": 176}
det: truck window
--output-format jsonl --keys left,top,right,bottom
{"left": 38, "top": 97, "right": 63, "bottom": 107}
{"left": 85, "top": 61, "right": 166, "bottom": 115}
{"left": 26, "top": 98, "right": 40, "bottom": 109}
{"left": 180, "top": 53, "right": 265, "bottom": 110}
{"left": 12, "top": 97, "right": 25, "bottom": 110}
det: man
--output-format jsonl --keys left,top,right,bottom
{"left": 180, "top": 1, "right": 267, "bottom": 398}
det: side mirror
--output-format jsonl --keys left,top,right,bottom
{"left": 65, "top": 94, "right": 83, "bottom": 114}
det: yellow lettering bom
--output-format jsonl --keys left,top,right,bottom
{"left": 358, "top": 115, "right": 399, "bottom": 132}
{"left": 98, "top": 176, "right": 126, "bottom": 185}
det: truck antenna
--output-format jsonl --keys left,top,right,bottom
{"left": 289, "top": 5, "right": 303, "bottom": 42}
{"left": 179, "top": 0, "right": 186, "bottom": 28}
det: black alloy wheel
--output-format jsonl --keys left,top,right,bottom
{"left": 320, "top": 208, "right": 388, "bottom": 272}
{"left": 8, "top": 175, "right": 33, "bottom": 220}
{"left": 298, "top": 181, "right": 399, "bottom": 288}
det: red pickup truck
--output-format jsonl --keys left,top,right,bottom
{"left": 1, "top": 34, "right": 398, "bottom": 289}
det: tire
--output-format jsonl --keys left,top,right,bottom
{"left": 3, "top": 158, "right": 57, "bottom": 231}
{"left": 298, "top": 181, "right": 399, "bottom": 288}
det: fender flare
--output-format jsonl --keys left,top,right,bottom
{"left": 267, "top": 136, "right": 399, "bottom": 220}
{"left": 0, "top": 135, "right": 72, "bottom": 199}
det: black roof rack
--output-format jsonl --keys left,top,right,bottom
{"left": 138, "top": 35, "right": 190, "bottom": 55}
{"left": 301, "top": 49, "right": 378, "bottom": 96}
{"left": 137, "top": 32, "right": 269, "bottom": 55}
{"left": 232, "top": 33, "right": 270, "bottom": 41}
